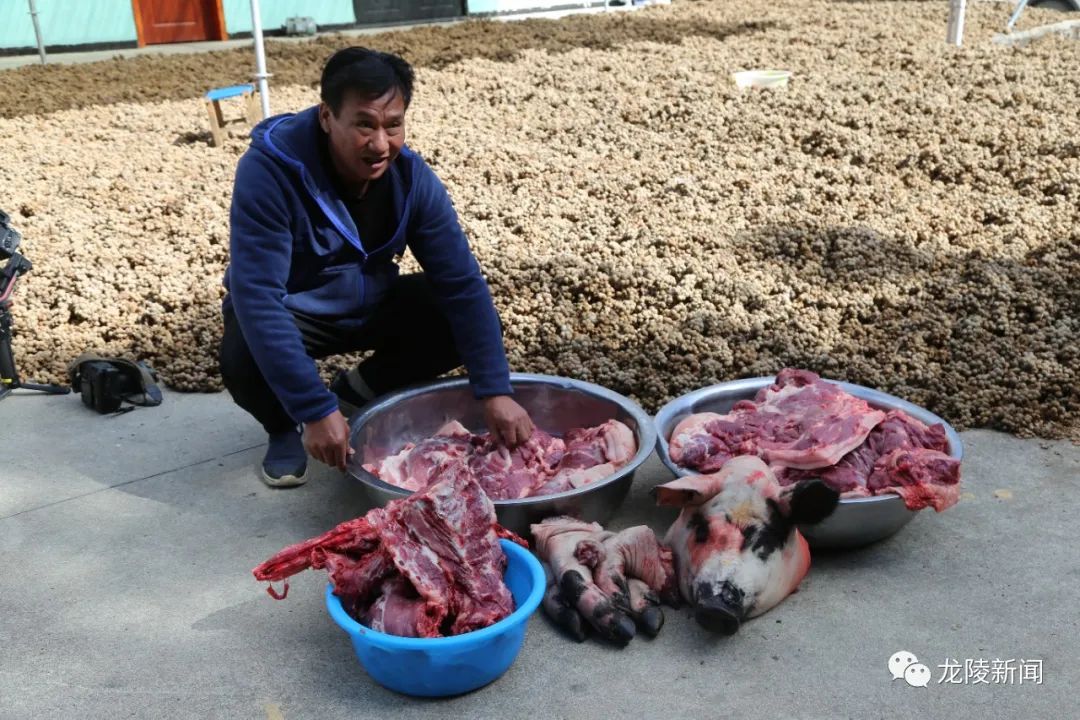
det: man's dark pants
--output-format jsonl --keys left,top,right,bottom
{"left": 219, "top": 273, "right": 462, "bottom": 435}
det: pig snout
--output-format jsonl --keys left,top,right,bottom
{"left": 693, "top": 581, "right": 745, "bottom": 635}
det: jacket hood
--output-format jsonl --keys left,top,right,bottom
{"left": 250, "top": 106, "right": 415, "bottom": 258}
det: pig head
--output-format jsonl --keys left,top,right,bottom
{"left": 652, "top": 455, "right": 838, "bottom": 635}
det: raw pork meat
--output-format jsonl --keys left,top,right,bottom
{"left": 531, "top": 516, "right": 679, "bottom": 646}
{"left": 654, "top": 456, "right": 838, "bottom": 635}
{"left": 868, "top": 448, "right": 961, "bottom": 512}
{"left": 368, "top": 420, "right": 474, "bottom": 492}
{"left": 669, "top": 369, "right": 884, "bottom": 472}
{"left": 252, "top": 473, "right": 526, "bottom": 638}
{"left": 669, "top": 369, "right": 962, "bottom": 512}
{"left": 776, "top": 410, "right": 961, "bottom": 511}
{"left": 366, "top": 419, "right": 637, "bottom": 500}
{"left": 533, "top": 421, "right": 637, "bottom": 495}
{"left": 363, "top": 577, "right": 428, "bottom": 637}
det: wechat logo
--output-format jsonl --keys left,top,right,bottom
{"left": 889, "top": 651, "right": 931, "bottom": 687}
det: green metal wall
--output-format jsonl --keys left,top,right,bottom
{"left": 0, "top": 0, "right": 137, "bottom": 50}
{"left": 222, "top": 0, "right": 356, "bottom": 34}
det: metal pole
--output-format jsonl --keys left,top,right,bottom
{"left": 28, "top": 0, "right": 46, "bottom": 64}
{"left": 1006, "top": 0, "right": 1031, "bottom": 33}
{"left": 249, "top": 0, "right": 271, "bottom": 118}
{"left": 946, "top": 0, "right": 967, "bottom": 46}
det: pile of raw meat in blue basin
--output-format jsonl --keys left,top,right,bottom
{"left": 253, "top": 368, "right": 961, "bottom": 695}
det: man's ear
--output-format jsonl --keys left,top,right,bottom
{"left": 318, "top": 102, "right": 332, "bottom": 133}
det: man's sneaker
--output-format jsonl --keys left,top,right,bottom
{"left": 261, "top": 429, "right": 308, "bottom": 488}
{"left": 330, "top": 369, "right": 373, "bottom": 419}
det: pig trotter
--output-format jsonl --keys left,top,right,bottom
{"left": 611, "top": 613, "right": 638, "bottom": 646}
{"left": 625, "top": 581, "right": 664, "bottom": 636}
{"left": 560, "top": 569, "right": 636, "bottom": 646}
{"left": 638, "top": 606, "right": 665, "bottom": 636}
{"left": 605, "top": 572, "right": 633, "bottom": 615}
{"left": 573, "top": 538, "right": 606, "bottom": 567}
{"left": 532, "top": 517, "right": 678, "bottom": 646}
{"left": 627, "top": 578, "right": 665, "bottom": 637}
{"left": 543, "top": 584, "right": 587, "bottom": 642}
{"left": 542, "top": 562, "right": 587, "bottom": 642}
{"left": 589, "top": 601, "right": 637, "bottom": 647}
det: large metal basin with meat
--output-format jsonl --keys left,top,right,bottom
{"left": 346, "top": 373, "right": 656, "bottom": 537}
{"left": 653, "top": 376, "right": 964, "bottom": 550}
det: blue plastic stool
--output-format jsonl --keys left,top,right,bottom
{"left": 204, "top": 84, "right": 260, "bottom": 146}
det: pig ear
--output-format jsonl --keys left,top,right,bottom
{"left": 651, "top": 473, "right": 727, "bottom": 507}
{"left": 782, "top": 480, "right": 840, "bottom": 526}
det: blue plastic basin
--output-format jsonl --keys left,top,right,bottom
{"left": 325, "top": 539, "right": 545, "bottom": 697}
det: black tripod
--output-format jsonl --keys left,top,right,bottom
{"left": 0, "top": 217, "right": 70, "bottom": 401}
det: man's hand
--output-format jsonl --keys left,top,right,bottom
{"left": 482, "top": 395, "right": 535, "bottom": 448}
{"left": 302, "top": 410, "right": 354, "bottom": 471}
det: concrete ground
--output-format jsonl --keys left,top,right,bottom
{"left": 1, "top": 387, "right": 1077, "bottom": 720}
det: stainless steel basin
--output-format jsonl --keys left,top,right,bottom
{"left": 653, "top": 376, "right": 964, "bottom": 550}
{"left": 346, "top": 373, "right": 656, "bottom": 538}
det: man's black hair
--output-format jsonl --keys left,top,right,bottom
{"left": 320, "top": 47, "right": 415, "bottom": 114}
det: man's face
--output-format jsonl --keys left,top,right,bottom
{"left": 319, "top": 88, "right": 406, "bottom": 187}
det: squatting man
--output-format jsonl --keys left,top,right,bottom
{"left": 220, "top": 47, "right": 535, "bottom": 487}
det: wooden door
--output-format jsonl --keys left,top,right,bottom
{"left": 133, "top": 0, "right": 227, "bottom": 46}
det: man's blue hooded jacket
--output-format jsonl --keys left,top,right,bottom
{"left": 223, "top": 106, "right": 512, "bottom": 425}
